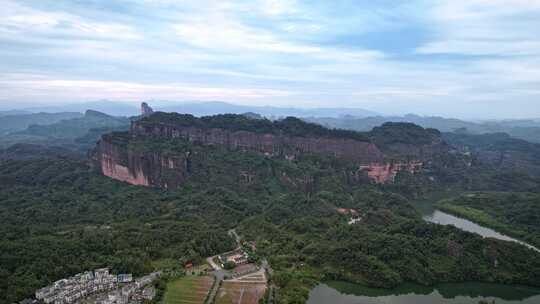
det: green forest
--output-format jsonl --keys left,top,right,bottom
{"left": 437, "top": 192, "right": 540, "bottom": 249}
{"left": 2, "top": 133, "right": 540, "bottom": 303}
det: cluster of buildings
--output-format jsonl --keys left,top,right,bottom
{"left": 90, "top": 272, "right": 160, "bottom": 304}
{"left": 218, "top": 249, "right": 249, "bottom": 267}
{"left": 34, "top": 268, "right": 159, "bottom": 304}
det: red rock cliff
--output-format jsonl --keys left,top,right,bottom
{"left": 94, "top": 135, "right": 191, "bottom": 188}
{"left": 130, "top": 120, "right": 384, "bottom": 163}
{"left": 93, "top": 115, "right": 440, "bottom": 187}
{"left": 359, "top": 161, "right": 423, "bottom": 184}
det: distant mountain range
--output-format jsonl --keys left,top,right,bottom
{"left": 306, "top": 114, "right": 540, "bottom": 144}
{"left": 0, "top": 110, "right": 32, "bottom": 116}
{"left": 13, "top": 100, "right": 380, "bottom": 118}
{"left": 0, "top": 110, "right": 130, "bottom": 151}
{"left": 2, "top": 101, "right": 540, "bottom": 144}
{"left": 0, "top": 112, "right": 83, "bottom": 135}
{"left": 19, "top": 101, "right": 140, "bottom": 117}
{"left": 154, "top": 101, "right": 379, "bottom": 118}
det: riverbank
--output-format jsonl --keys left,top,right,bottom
{"left": 435, "top": 193, "right": 540, "bottom": 250}
{"left": 438, "top": 203, "right": 527, "bottom": 239}
{"left": 307, "top": 281, "right": 540, "bottom": 304}
{"left": 424, "top": 210, "right": 540, "bottom": 253}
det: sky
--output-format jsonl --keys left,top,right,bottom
{"left": 0, "top": 0, "right": 540, "bottom": 119}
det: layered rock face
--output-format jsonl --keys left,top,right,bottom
{"left": 95, "top": 134, "right": 190, "bottom": 188}
{"left": 93, "top": 113, "right": 444, "bottom": 188}
{"left": 359, "top": 161, "right": 423, "bottom": 184}
{"left": 130, "top": 121, "right": 384, "bottom": 163}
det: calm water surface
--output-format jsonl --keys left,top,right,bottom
{"left": 423, "top": 210, "right": 540, "bottom": 252}
{"left": 307, "top": 208, "right": 540, "bottom": 303}
{"left": 307, "top": 281, "right": 540, "bottom": 304}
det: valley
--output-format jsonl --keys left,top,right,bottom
{"left": 3, "top": 1, "right": 540, "bottom": 303}
{"left": 1, "top": 110, "right": 540, "bottom": 304}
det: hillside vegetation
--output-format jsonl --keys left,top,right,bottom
{"left": 2, "top": 114, "right": 540, "bottom": 304}
{"left": 2, "top": 141, "right": 540, "bottom": 303}
{"left": 437, "top": 192, "right": 540, "bottom": 248}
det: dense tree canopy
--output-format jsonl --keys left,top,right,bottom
{"left": 2, "top": 115, "right": 540, "bottom": 304}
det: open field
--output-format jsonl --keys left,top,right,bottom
{"left": 215, "top": 282, "right": 266, "bottom": 304}
{"left": 164, "top": 276, "right": 214, "bottom": 304}
{"left": 231, "top": 263, "right": 258, "bottom": 276}
{"left": 215, "top": 271, "right": 267, "bottom": 304}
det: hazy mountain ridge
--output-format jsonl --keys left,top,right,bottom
{"left": 0, "top": 110, "right": 31, "bottom": 116}
{"left": 0, "top": 110, "right": 130, "bottom": 151}
{"left": 8, "top": 101, "right": 379, "bottom": 118}
{"left": 156, "top": 101, "right": 379, "bottom": 118}
{"left": 18, "top": 110, "right": 129, "bottom": 139}
{"left": 306, "top": 114, "right": 540, "bottom": 143}
{"left": 0, "top": 112, "right": 83, "bottom": 135}
{"left": 5, "top": 101, "right": 540, "bottom": 143}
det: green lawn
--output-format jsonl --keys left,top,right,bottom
{"left": 164, "top": 276, "right": 214, "bottom": 304}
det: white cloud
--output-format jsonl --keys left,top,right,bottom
{"left": 0, "top": 74, "right": 291, "bottom": 102}
{"left": 257, "top": 0, "right": 298, "bottom": 16}
{"left": 172, "top": 17, "right": 320, "bottom": 54}
{"left": 1, "top": 0, "right": 539, "bottom": 118}
{"left": 418, "top": 0, "right": 540, "bottom": 56}
{"left": 418, "top": 40, "right": 540, "bottom": 56}
{"left": 0, "top": 1, "right": 140, "bottom": 40}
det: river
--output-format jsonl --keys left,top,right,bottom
{"left": 423, "top": 210, "right": 540, "bottom": 252}
{"left": 307, "top": 208, "right": 540, "bottom": 303}
{"left": 307, "top": 281, "right": 540, "bottom": 304}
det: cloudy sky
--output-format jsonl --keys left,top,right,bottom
{"left": 1, "top": 0, "right": 539, "bottom": 119}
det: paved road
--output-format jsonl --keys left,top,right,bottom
{"left": 206, "top": 255, "right": 232, "bottom": 304}
{"left": 262, "top": 259, "right": 274, "bottom": 304}
{"left": 206, "top": 276, "right": 220, "bottom": 304}
{"left": 206, "top": 229, "right": 276, "bottom": 303}
{"left": 207, "top": 256, "right": 221, "bottom": 271}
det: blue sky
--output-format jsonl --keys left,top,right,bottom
{"left": 0, "top": 0, "right": 539, "bottom": 119}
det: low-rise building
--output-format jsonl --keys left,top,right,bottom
{"left": 117, "top": 274, "right": 132, "bottom": 283}
{"left": 34, "top": 268, "right": 127, "bottom": 304}
{"left": 219, "top": 249, "right": 249, "bottom": 267}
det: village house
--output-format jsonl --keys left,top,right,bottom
{"left": 117, "top": 274, "right": 133, "bottom": 283}
{"left": 219, "top": 249, "right": 249, "bottom": 266}
{"left": 34, "top": 268, "right": 133, "bottom": 304}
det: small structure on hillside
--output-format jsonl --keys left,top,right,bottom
{"left": 219, "top": 249, "right": 248, "bottom": 267}
{"left": 336, "top": 208, "right": 362, "bottom": 225}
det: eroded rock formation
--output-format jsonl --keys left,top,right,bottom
{"left": 141, "top": 102, "right": 154, "bottom": 116}
{"left": 95, "top": 134, "right": 191, "bottom": 188}
{"left": 359, "top": 161, "right": 423, "bottom": 184}
{"left": 130, "top": 120, "right": 384, "bottom": 163}
{"left": 92, "top": 113, "right": 443, "bottom": 188}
